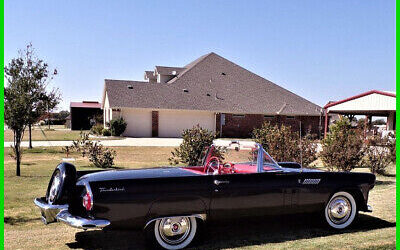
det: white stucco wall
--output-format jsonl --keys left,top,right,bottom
{"left": 103, "top": 93, "right": 110, "bottom": 127}
{"left": 158, "top": 110, "right": 216, "bottom": 138}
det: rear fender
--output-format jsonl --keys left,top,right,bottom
{"left": 146, "top": 196, "right": 208, "bottom": 226}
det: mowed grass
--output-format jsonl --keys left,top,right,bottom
{"left": 4, "top": 147, "right": 396, "bottom": 249}
{"left": 4, "top": 127, "right": 123, "bottom": 141}
{"left": 4, "top": 126, "right": 84, "bottom": 141}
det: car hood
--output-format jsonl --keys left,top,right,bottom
{"left": 77, "top": 166, "right": 200, "bottom": 183}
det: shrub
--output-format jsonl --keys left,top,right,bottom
{"left": 300, "top": 134, "right": 319, "bottom": 167}
{"left": 388, "top": 132, "right": 396, "bottom": 163}
{"left": 71, "top": 131, "right": 92, "bottom": 157}
{"left": 102, "top": 128, "right": 111, "bottom": 136}
{"left": 320, "top": 117, "right": 364, "bottom": 172}
{"left": 169, "top": 125, "right": 222, "bottom": 166}
{"left": 252, "top": 122, "right": 318, "bottom": 167}
{"left": 110, "top": 118, "right": 127, "bottom": 136}
{"left": 88, "top": 142, "right": 116, "bottom": 168}
{"left": 90, "top": 124, "right": 104, "bottom": 135}
{"left": 364, "top": 135, "right": 393, "bottom": 175}
{"left": 71, "top": 131, "right": 116, "bottom": 168}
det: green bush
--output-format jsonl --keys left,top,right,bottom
{"left": 110, "top": 118, "right": 127, "bottom": 136}
{"left": 71, "top": 131, "right": 116, "bottom": 168}
{"left": 102, "top": 128, "right": 111, "bottom": 136}
{"left": 169, "top": 125, "right": 222, "bottom": 166}
{"left": 252, "top": 122, "right": 318, "bottom": 167}
{"left": 90, "top": 124, "right": 104, "bottom": 135}
{"left": 364, "top": 135, "right": 393, "bottom": 175}
{"left": 320, "top": 117, "right": 364, "bottom": 172}
{"left": 388, "top": 132, "right": 396, "bottom": 163}
{"left": 88, "top": 142, "right": 116, "bottom": 168}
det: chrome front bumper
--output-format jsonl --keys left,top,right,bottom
{"left": 34, "top": 197, "right": 110, "bottom": 229}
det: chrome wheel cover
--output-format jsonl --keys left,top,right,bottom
{"left": 158, "top": 217, "right": 191, "bottom": 245}
{"left": 48, "top": 171, "right": 61, "bottom": 204}
{"left": 327, "top": 196, "right": 352, "bottom": 224}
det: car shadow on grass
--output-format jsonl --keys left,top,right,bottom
{"left": 67, "top": 213, "right": 395, "bottom": 250}
{"left": 4, "top": 216, "right": 41, "bottom": 226}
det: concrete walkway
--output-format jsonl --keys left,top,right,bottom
{"left": 4, "top": 138, "right": 256, "bottom": 148}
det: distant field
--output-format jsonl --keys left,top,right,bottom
{"left": 4, "top": 147, "right": 396, "bottom": 249}
{"left": 4, "top": 127, "right": 123, "bottom": 142}
{"left": 4, "top": 126, "right": 84, "bottom": 141}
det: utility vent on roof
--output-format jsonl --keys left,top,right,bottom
{"left": 221, "top": 72, "right": 226, "bottom": 76}
{"left": 183, "top": 89, "right": 189, "bottom": 93}
{"left": 127, "top": 85, "right": 133, "bottom": 89}
{"left": 206, "top": 93, "right": 211, "bottom": 97}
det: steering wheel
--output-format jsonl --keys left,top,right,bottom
{"left": 205, "top": 157, "right": 220, "bottom": 175}
{"left": 221, "top": 162, "right": 235, "bottom": 174}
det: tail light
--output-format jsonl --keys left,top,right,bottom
{"left": 82, "top": 184, "right": 93, "bottom": 211}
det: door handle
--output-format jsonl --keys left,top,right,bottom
{"left": 214, "top": 180, "right": 230, "bottom": 185}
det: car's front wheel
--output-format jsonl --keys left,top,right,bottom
{"left": 324, "top": 191, "right": 357, "bottom": 229}
{"left": 151, "top": 216, "right": 197, "bottom": 250}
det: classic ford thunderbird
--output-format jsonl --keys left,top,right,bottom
{"left": 35, "top": 142, "right": 375, "bottom": 249}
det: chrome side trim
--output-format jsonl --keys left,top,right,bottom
{"left": 144, "top": 214, "right": 207, "bottom": 229}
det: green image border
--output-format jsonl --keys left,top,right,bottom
{"left": 396, "top": 0, "right": 399, "bottom": 248}
{"left": 1, "top": 0, "right": 5, "bottom": 248}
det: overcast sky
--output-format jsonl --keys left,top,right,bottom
{"left": 5, "top": 0, "right": 395, "bottom": 111}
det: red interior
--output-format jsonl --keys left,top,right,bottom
{"left": 182, "top": 164, "right": 275, "bottom": 175}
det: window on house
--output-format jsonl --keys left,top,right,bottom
{"left": 264, "top": 115, "right": 274, "bottom": 119}
{"left": 286, "top": 116, "right": 295, "bottom": 119}
{"left": 232, "top": 114, "right": 245, "bottom": 118}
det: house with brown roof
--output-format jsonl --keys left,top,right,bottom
{"left": 102, "top": 52, "right": 324, "bottom": 138}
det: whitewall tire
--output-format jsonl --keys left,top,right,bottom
{"left": 153, "top": 216, "right": 197, "bottom": 249}
{"left": 325, "top": 191, "right": 357, "bottom": 229}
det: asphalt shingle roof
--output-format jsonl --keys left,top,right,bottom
{"left": 103, "top": 53, "right": 322, "bottom": 115}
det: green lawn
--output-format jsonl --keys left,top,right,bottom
{"left": 4, "top": 147, "right": 395, "bottom": 249}
{"left": 4, "top": 126, "right": 84, "bottom": 141}
{"left": 4, "top": 127, "right": 123, "bottom": 141}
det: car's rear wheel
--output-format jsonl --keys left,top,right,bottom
{"left": 324, "top": 191, "right": 357, "bottom": 229}
{"left": 151, "top": 216, "right": 197, "bottom": 249}
{"left": 45, "top": 162, "right": 76, "bottom": 205}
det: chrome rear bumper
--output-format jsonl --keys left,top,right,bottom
{"left": 34, "top": 197, "right": 110, "bottom": 229}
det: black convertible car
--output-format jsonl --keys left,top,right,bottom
{"left": 35, "top": 142, "right": 375, "bottom": 249}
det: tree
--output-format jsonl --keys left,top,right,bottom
{"left": 4, "top": 44, "right": 60, "bottom": 176}
{"left": 320, "top": 117, "right": 364, "bottom": 172}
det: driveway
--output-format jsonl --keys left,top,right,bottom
{"left": 4, "top": 138, "right": 256, "bottom": 148}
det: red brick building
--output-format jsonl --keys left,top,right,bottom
{"left": 102, "top": 53, "right": 324, "bottom": 138}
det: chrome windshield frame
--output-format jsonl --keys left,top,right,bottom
{"left": 256, "top": 143, "right": 282, "bottom": 173}
{"left": 202, "top": 143, "right": 281, "bottom": 173}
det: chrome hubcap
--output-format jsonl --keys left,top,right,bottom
{"left": 159, "top": 217, "right": 191, "bottom": 245}
{"left": 48, "top": 172, "right": 61, "bottom": 204}
{"left": 328, "top": 196, "right": 351, "bottom": 224}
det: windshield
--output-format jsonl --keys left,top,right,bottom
{"left": 198, "top": 143, "right": 281, "bottom": 173}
